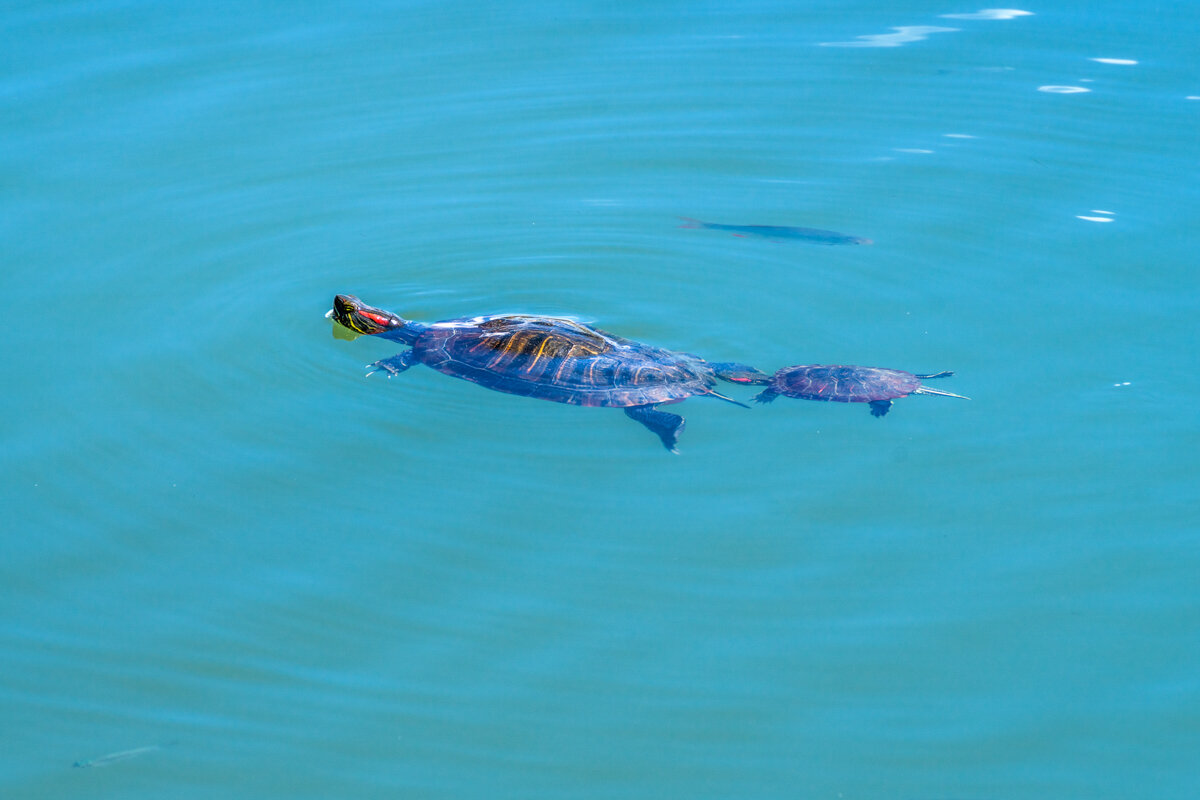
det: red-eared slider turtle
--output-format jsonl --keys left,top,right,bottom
{"left": 752, "top": 364, "right": 968, "bottom": 417}
{"left": 330, "top": 295, "right": 767, "bottom": 452}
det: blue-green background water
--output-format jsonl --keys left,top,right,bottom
{"left": 4, "top": 1, "right": 1198, "bottom": 797}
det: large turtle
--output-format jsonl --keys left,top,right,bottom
{"left": 751, "top": 364, "right": 968, "bottom": 417}
{"left": 329, "top": 295, "right": 767, "bottom": 451}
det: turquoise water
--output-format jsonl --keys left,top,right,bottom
{"left": 4, "top": 1, "right": 1198, "bottom": 797}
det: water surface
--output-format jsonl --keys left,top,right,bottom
{"left": 3, "top": 2, "right": 1198, "bottom": 798}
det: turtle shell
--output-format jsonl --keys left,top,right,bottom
{"left": 411, "top": 314, "right": 719, "bottom": 407}
{"left": 767, "top": 365, "right": 921, "bottom": 403}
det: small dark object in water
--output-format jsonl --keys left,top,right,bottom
{"left": 752, "top": 364, "right": 968, "bottom": 417}
{"left": 330, "top": 295, "right": 767, "bottom": 452}
{"left": 679, "top": 217, "right": 872, "bottom": 245}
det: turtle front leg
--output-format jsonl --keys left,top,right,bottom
{"left": 869, "top": 400, "right": 892, "bottom": 417}
{"left": 624, "top": 405, "right": 686, "bottom": 454}
{"left": 367, "top": 349, "right": 417, "bottom": 378}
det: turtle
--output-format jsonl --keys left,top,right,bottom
{"left": 751, "top": 364, "right": 968, "bottom": 417}
{"left": 329, "top": 294, "right": 768, "bottom": 452}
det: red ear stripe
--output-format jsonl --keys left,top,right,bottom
{"left": 364, "top": 312, "right": 392, "bottom": 326}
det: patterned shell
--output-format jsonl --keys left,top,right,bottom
{"left": 769, "top": 365, "right": 921, "bottom": 403}
{"left": 412, "top": 315, "right": 718, "bottom": 407}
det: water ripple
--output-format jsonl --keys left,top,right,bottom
{"left": 820, "top": 25, "right": 958, "bottom": 48}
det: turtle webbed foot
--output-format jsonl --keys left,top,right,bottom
{"left": 869, "top": 400, "right": 892, "bottom": 417}
{"left": 367, "top": 351, "right": 416, "bottom": 378}
{"left": 624, "top": 405, "right": 686, "bottom": 453}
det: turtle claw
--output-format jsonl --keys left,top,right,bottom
{"left": 364, "top": 363, "right": 391, "bottom": 378}
{"left": 367, "top": 351, "right": 416, "bottom": 378}
{"left": 366, "top": 364, "right": 392, "bottom": 378}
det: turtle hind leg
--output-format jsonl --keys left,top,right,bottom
{"left": 367, "top": 349, "right": 417, "bottom": 377}
{"left": 624, "top": 405, "right": 686, "bottom": 453}
{"left": 915, "top": 371, "right": 953, "bottom": 380}
{"left": 753, "top": 389, "right": 779, "bottom": 404}
{"left": 869, "top": 400, "right": 893, "bottom": 417}
{"left": 708, "top": 362, "right": 772, "bottom": 386}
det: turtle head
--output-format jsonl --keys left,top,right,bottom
{"left": 331, "top": 295, "right": 408, "bottom": 336}
{"left": 708, "top": 361, "right": 772, "bottom": 386}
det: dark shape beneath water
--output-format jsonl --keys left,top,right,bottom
{"left": 680, "top": 217, "right": 871, "bottom": 245}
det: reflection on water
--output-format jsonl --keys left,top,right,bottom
{"left": 822, "top": 6, "right": 1033, "bottom": 48}
{"left": 73, "top": 743, "right": 166, "bottom": 769}
{"left": 1038, "top": 84, "right": 1092, "bottom": 94}
{"left": 940, "top": 8, "right": 1034, "bottom": 21}
{"left": 820, "top": 25, "right": 958, "bottom": 48}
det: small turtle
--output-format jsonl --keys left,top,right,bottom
{"left": 329, "top": 295, "right": 767, "bottom": 452}
{"left": 752, "top": 364, "right": 968, "bottom": 417}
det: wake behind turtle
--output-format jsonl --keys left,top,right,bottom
{"left": 330, "top": 295, "right": 766, "bottom": 452}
